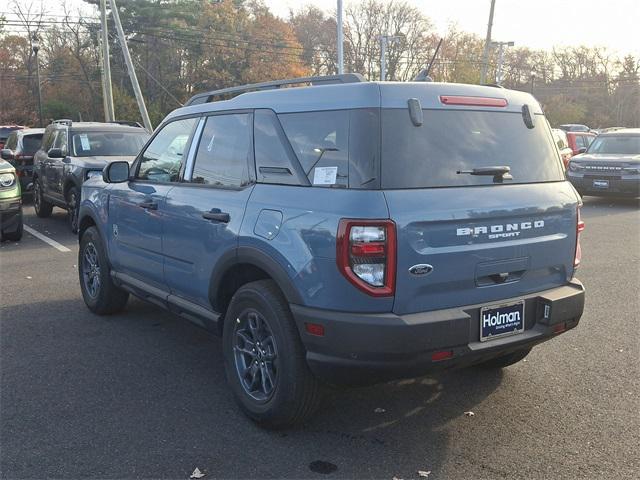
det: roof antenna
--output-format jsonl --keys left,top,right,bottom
{"left": 414, "top": 38, "right": 443, "bottom": 82}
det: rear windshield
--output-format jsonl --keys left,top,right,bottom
{"left": 381, "top": 109, "right": 564, "bottom": 188}
{"left": 22, "top": 134, "right": 43, "bottom": 154}
{"left": 586, "top": 135, "right": 640, "bottom": 155}
{"left": 71, "top": 131, "right": 149, "bottom": 157}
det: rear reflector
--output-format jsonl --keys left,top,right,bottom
{"left": 440, "top": 95, "right": 508, "bottom": 107}
{"left": 553, "top": 322, "right": 567, "bottom": 334}
{"left": 305, "top": 323, "right": 325, "bottom": 337}
{"left": 574, "top": 206, "right": 585, "bottom": 268}
{"left": 431, "top": 350, "right": 454, "bottom": 362}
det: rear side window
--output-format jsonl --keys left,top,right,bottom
{"left": 254, "top": 109, "right": 302, "bottom": 186}
{"left": 191, "top": 113, "right": 252, "bottom": 188}
{"left": 5, "top": 133, "right": 18, "bottom": 150}
{"left": 381, "top": 109, "right": 564, "bottom": 188}
{"left": 22, "top": 134, "right": 44, "bottom": 154}
{"left": 277, "top": 109, "right": 380, "bottom": 189}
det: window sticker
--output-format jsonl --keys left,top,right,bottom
{"left": 80, "top": 134, "right": 90, "bottom": 151}
{"left": 207, "top": 134, "right": 215, "bottom": 152}
{"left": 313, "top": 166, "right": 338, "bottom": 185}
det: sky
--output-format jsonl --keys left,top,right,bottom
{"left": 6, "top": 0, "right": 640, "bottom": 57}
{"left": 270, "top": 0, "right": 640, "bottom": 57}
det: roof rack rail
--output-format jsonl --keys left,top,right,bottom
{"left": 110, "top": 120, "right": 143, "bottom": 128}
{"left": 52, "top": 119, "right": 73, "bottom": 126}
{"left": 185, "top": 73, "right": 366, "bottom": 106}
{"left": 482, "top": 83, "right": 506, "bottom": 89}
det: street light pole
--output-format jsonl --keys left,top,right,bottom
{"left": 32, "top": 34, "right": 44, "bottom": 128}
{"left": 480, "top": 0, "right": 497, "bottom": 84}
{"left": 530, "top": 71, "right": 536, "bottom": 95}
{"left": 337, "top": 0, "right": 344, "bottom": 74}
{"left": 379, "top": 35, "right": 400, "bottom": 81}
{"left": 491, "top": 40, "right": 514, "bottom": 85}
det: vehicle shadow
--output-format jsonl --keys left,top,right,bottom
{"left": 581, "top": 196, "right": 640, "bottom": 217}
{"left": 1, "top": 296, "right": 503, "bottom": 479}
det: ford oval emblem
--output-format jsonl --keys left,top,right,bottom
{"left": 409, "top": 264, "right": 433, "bottom": 276}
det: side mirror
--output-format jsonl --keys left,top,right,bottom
{"left": 47, "top": 148, "right": 65, "bottom": 159}
{"left": 577, "top": 147, "right": 587, "bottom": 154}
{"left": 0, "top": 149, "right": 14, "bottom": 161}
{"left": 103, "top": 161, "right": 130, "bottom": 183}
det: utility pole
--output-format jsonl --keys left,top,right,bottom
{"left": 491, "top": 40, "right": 514, "bottom": 85}
{"left": 109, "top": 0, "right": 152, "bottom": 131}
{"left": 100, "top": 0, "right": 115, "bottom": 122}
{"left": 480, "top": 0, "right": 496, "bottom": 84}
{"left": 379, "top": 35, "right": 400, "bottom": 81}
{"left": 31, "top": 34, "right": 44, "bottom": 128}
{"left": 337, "top": 0, "right": 344, "bottom": 74}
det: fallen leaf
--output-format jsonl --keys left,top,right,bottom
{"left": 464, "top": 411, "right": 475, "bottom": 417}
{"left": 418, "top": 470, "right": 431, "bottom": 477}
{"left": 190, "top": 467, "right": 205, "bottom": 479}
{"left": 392, "top": 477, "right": 403, "bottom": 480}
{"left": 618, "top": 349, "right": 624, "bottom": 353}
{"left": 374, "top": 407, "right": 386, "bottom": 413}
{"left": 26, "top": 276, "right": 32, "bottom": 279}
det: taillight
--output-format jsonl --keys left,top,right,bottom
{"left": 337, "top": 219, "right": 396, "bottom": 297}
{"left": 574, "top": 205, "right": 585, "bottom": 268}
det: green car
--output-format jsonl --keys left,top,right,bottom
{"left": 0, "top": 159, "right": 23, "bottom": 241}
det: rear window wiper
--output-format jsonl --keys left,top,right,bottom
{"left": 457, "top": 166, "right": 513, "bottom": 183}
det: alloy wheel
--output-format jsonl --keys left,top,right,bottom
{"left": 81, "top": 242, "right": 101, "bottom": 298}
{"left": 233, "top": 309, "right": 279, "bottom": 402}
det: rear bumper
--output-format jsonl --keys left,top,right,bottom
{"left": 567, "top": 173, "right": 640, "bottom": 196}
{"left": 291, "top": 280, "right": 585, "bottom": 384}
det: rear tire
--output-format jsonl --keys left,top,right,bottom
{"left": 34, "top": 179, "right": 53, "bottom": 218}
{"left": 79, "top": 226, "right": 129, "bottom": 315}
{"left": 477, "top": 347, "right": 531, "bottom": 369}
{"left": 222, "top": 280, "right": 322, "bottom": 429}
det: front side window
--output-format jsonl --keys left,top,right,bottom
{"left": 72, "top": 131, "right": 149, "bottom": 157}
{"left": 53, "top": 130, "right": 68, "bottom": 153}
{"left": 190, "top": 113, "right": 252, "bottom": 187}
{"left": 137, "top": 118, "right": 197, "bottom": 183}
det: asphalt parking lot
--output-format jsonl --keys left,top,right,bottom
{"left": 1, "top": 197, "right": 639, "bottom": 480}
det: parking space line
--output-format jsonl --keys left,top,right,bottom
{"left": 23, "top": 225, "right": 72, "bottom": 253}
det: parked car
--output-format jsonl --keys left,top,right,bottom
{"left": 1, "top": 128, "right": 45, "bottom": 194}
{"left": 552, "top": 128, "right": 574, "bottom": 169}
{"left": 559, "top": 123, "right": 590, "bottom": 133}
{"left": 0, "top": 125, "right": 26, "bottom": 150}
{"left": 78, "top": 74, "right": 585, "bottom": 428}
{"left": 0, "top": 159, "right": 23, "bottom": 241}
{"left": 567, "top": 128, "right": 640, "bottom": 197}
{"left": 33, "top": 120, "right": 150, "bottom": 232}
{"left": 566, "top": 131, "right": 596, "bottom": 156}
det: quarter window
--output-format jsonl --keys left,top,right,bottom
{"left": 190, "top": 113, "right": 252, "bottom": 187}
{"left": 137, "top": 118, "right": 197, "bottom": 183}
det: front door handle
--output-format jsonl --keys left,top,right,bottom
{"left": 202, "top": 209, "right": 230, "bottom": 223}
{"left": 138, "top": 201, "right": 158, "bottom": 210}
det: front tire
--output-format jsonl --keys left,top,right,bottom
{"left": 79, "top": 226, "right": 129, "bottom": 315}
{"left": 222, "top": 280, "right": 322, "bottom": 429}
{"left": 2, "top": 212, "right": 23, "bottom": 241}
{"left": 34, "top": 179, "right": 53, "bottom": 218}
{"left": 477, "top": 347, "right": 531, "bottom": 369}
{"left": 67, "top": 186, "right": 80, "bottom": 233}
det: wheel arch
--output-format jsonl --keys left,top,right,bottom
{"left": 210, "top": 246, "right": 304, "bottom": 330}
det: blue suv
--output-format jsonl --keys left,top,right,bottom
{"left": 78, "top": 74, "right": 586, "bottom": 428}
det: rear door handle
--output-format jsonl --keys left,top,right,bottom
{"left": 138, "top": 201, "right": 158, "bottom": 210}
{"left": 202, "top": 210, "right": 230, "bottom": 223}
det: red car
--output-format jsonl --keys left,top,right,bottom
{"left": 566, "top": 131, "right": 596, "bottom": 156}
{"left": 0, "top": 125, "right": 26, "bottom": 150}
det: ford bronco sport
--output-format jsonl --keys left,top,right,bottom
{"left": 33, "top": 120, "right": 149, "bottom": 232}
{"left": 78, "top": 74, "right": 586, "bottom": 428}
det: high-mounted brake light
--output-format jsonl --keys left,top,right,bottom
{"left": 574, "top": 206, "right": 585, "bottom": 268}
{"left": 439, "top": 95, "right": 508, "bottom": 107}
{"left": 337, "top": 219, "right": 396, "bottom": 297}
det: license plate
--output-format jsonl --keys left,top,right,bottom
{"left": 480, "top": 300, "right": 525, "bottom": 342}
{"left": 593, "top": 179, "right": 609, "bottom": 189}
